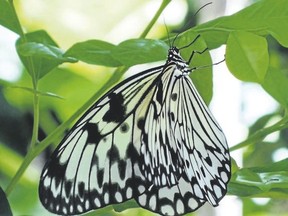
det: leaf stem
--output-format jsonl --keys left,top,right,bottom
{"left": 139, "top": 0, "right": 171, "bottom": 38}
{"left": 230, "top": 116, "right": 288, "bottom": 152}
{"left": 30, "top": 82, "right": 39, "bottom": 149}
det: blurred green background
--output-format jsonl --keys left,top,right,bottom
{"left": 1, "top": 0, "right": 288, "bottom": 215}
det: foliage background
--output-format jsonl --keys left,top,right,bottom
{"left": 1, "top": 0, "right": 288, "bottom": 215}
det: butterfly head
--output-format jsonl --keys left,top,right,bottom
{"left": 168, "top": 47, "right": 191, "bottom": 75}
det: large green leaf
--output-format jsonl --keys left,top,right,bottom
{"left": 111, "top": 39, "right": 169, "bottom": 66}
{"left": 193, "top": 0, "right": 288, "bottom": 48}
{"left": 226, "top": 31, "right": 269, "bottom": 83}
{"left": 18, "top": 42, "right": 76, "bottom": 64}
{"left": 0, "top": 0, "right": 22, "bottom": 35}
{"left": 16, "top": 30, "right": 77, "bottom": 80}
{"left": 65, "top": 40, "right": 121, "bottom": 67}
{"left": 65, "top": 39, "right": 168, "bottom": 67}
{"left": 262, "top": 67, "right": 288, "bottom": 107}
{"left": 229, "top": 159, "right": 288, "bottom": 198}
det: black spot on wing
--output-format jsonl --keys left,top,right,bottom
{"left": 171, "top": 93, "right": 177, "bottom": 101}
{"left": 78, "top": 182, "right": 85, "bottom": 198}
{"left": 64, "top": 180, "right": 72, "bottom": 197}
{"left": 126, "top": 143, "right": 140, "bottom": 163}
{"left": 84, "top": 123, "right": 102, "bottom": 144}
{"left": 44, "top": 157, "right": 66, "bottom": 184}
{"left": 120, "top": 122, "right": 129, "bottom": 133}
{"left": 97, "top": 169, "right": 104, "bottom": 188}
{"left": 118, "top": 160, "right": 127, "bottom": 180}
{"left": 108, "top": 145, "right": 120, "bottom": 164}
{"left": 142, "top": 133, "right": 148, "bottom": 147}
{"left": 156, "top": 81, "right": 163, "bottom": 104}
{"left": 185, "top": 159, "right": 190, "bottom": 168}
{"left": 103, "top": 93, "right": 126, "bottom": 123}
{"left": 137, "top": 117, "right": 145, "bottom": 130}
{"left": 170, "top": 112, "right": 175, "bottom": 122}
{"left": 205, "top": 156, "right": 212, "bottom": 166}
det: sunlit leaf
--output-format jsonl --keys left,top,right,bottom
{"left": 65, "top": 40, "right": 121, "bottom": 67}
{"left": 112, "top": 39, "right": 169, "bottom": 66}
{"left": 0, "top": 0, "right": 22, "bottom": 35}
{"left": 226, "top": 31, "right": 269, "bottom": 83}
{"left": 193, "top": 0, "right": 288, "bottom": 48}
{"left": 16, "top": 30, "right": 77, "bottom": 80}
{"left": 18, "top": 42, "right": 76, "bottom": 63}
{"left": 229, "top": 159, "right": 288, "bottom": 198}
{"left": 262, "top": 67, "right": 288, "bottom": 107}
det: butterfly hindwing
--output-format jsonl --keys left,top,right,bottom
{"left": 137, "top": 177, "right": 205, "bottom": 216}
{"left": 138, "top": 50, "right": 231, "bottom": 214}
{"left": 175, "top": 76, "right": 230, "bottom": 205}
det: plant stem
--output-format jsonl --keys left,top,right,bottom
{"left": 230, "top": 116, "right": 288, "bottom": 152}
{"left": 139, "top": 0, "right": 171, "bottom": 38}
{"left": 5, "top": 0, "right": 172, "bottom": 196}
{"left": 5, "top": 151, "right": 34, "bottom": 195}
{"left": 30, "top": 82, "right": 39, "bottom": 149}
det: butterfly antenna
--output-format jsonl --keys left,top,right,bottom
{"left": 194, "top": 2, "right": 212, "bottom": 17}
{"left": 172, "top": 32, "right": 180, "bottom": 47}
{"left": 179, "top": 34, "right": 201, "bottom": 50}
{"left": 171, "top": 2, "right": 212, "bottom": 47}
{"left": 164, "top": 19, "right": 172, "bottom": 48}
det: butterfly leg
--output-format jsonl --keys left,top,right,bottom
{"left": 186, "top": 46, "right": 208, "bottom": 65}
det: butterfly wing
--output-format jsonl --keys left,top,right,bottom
{"left": 39, "top": 66, "right": 163, "bottom": 215}
{"left": 39, "top": 46, "right": 231, "bottom": 216}
{"left": 138, "top": 63, "right": 230, "bottom": 215}
{"left": 137, "top": 177, "right": 205, "bottom": 216}
{"left": 176, "top": 74, "right": 231, "bottom": 206}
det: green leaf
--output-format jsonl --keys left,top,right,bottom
{"left": 16, "top": 30, "right": 77, "bottom": 80}
{"left": 65, "top": 40, "right": 121, "bottom": 67}
{"left": 262, "top": 67, "right": 288, "bottom": 107}
{"left": 0, "top": 0, "right": 22, "bottom": 35}
{"left": 177, "top": 31, "right": 213, "bottom": 104}
{"left": 229, "top": 159, "right": 288, "bottom": 198}
{"left": 112, "top": 39, "right": 169, "bottom": 67}
{"left": 113, "top": 200, "right": 139, "bottom": 212}
{"left": 226, "top": 31, "right": 269, "bottom": 83}
{"left": 18, "top": 42, "right": 76, "bottom": 62}
{"left": 0, "top": 187, "right": 13, "bottom": 216}
{"left": 268, "top": 20, "right": 288, "bottom": 48}
{"left": 193, "top": 0, "right": 288, "bottom": 48}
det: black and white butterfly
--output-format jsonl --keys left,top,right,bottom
{"left": 39, "top": 35, "right": 231, "bottom": 216}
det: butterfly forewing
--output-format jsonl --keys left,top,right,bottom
{"left": 140, "top": 64, "right": 186, "bottom": 187}
{"left": 39, "top": 44, "right": 231, "bottom": 216}
{"left": 39, "top": 66, "right": 162, "bottom": 214}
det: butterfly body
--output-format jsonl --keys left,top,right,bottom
{"left": 39, "top": 45, "right": 231, "bottom": 215}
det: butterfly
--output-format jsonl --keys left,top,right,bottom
{"left": 39, "top": 34, "right": 231, "bottom": 216}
